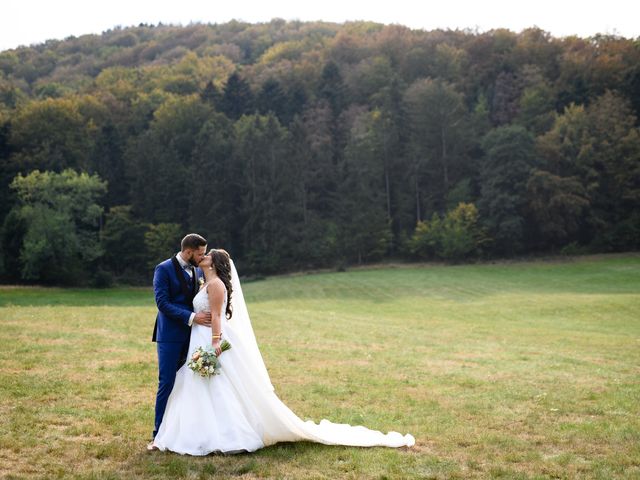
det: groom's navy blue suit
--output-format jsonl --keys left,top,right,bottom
{"left": 152, "top": 254, "right": 203, "bottom": 438}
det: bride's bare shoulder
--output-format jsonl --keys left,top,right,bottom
{"left": 206, "top": 277, "right": 225, "bottom": 295}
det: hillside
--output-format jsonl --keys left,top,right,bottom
{"left": 1, "top": 21, "right": 639, "bottom": 283}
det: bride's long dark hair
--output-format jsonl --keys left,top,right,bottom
{"left": 210, "top": 248, "right": 233, "bottom": 319}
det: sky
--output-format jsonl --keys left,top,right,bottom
{"left": 1, "top": 0, "right": 639, "bottom": 52}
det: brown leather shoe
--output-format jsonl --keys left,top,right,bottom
{"left": 147, "top": 441, "right": 159, "bottom": 451}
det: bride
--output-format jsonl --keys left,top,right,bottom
{"left": 153, "top": 248, "right": 415, "bottom": 454}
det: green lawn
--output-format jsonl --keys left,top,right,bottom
{"left": 1, "top": 254, "right": 639, "bottom": 479}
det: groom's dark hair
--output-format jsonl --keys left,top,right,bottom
{"left": 181, "top": 233, "right": 207, "bottom": 250}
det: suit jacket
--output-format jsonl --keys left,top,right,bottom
{"left": 152, "top": 255, "right": 204, "bottom": 343}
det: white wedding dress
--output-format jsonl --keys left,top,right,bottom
{"left": 154, "top": 261, "right": 415, "bottom": 455}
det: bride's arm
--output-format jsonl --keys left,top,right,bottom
{"left": 207, "top": 280, "right": 225, "bottom": 356}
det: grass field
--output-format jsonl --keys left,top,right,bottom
{"left": 0, "top": 254, "right": 639, "bottom": 479}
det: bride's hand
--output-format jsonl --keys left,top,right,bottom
{"left": 212, "top": 338, "right": 222, "bottom": 356}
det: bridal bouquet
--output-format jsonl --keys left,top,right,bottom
{"left": 187, "top": 341, "right": 231, "bottom": 377}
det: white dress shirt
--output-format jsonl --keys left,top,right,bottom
{"left": 176, "top": 252, "right": 196, "bottom": 326}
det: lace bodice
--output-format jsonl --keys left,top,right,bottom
{"left": 192, "top": 284, "right": 227, "bottom": 315}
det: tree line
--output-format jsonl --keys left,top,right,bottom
{"left": 0, "top": 21, "right": 639, "bottom": 285}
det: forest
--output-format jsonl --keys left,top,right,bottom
{"left": 0, "top": 20, "right": 639, "bottom": 284}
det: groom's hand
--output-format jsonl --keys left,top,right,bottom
{"left": 194, "top": 312, "right": 211, "bottom": 326}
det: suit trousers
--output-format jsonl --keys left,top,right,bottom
{"left": 153, "top": 340, "right": 189, "bottom": 438}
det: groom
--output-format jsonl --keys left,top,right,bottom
{"left": 148, "top": 233, "right": 211, "bottom": 450}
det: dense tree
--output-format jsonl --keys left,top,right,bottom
{"left": 219, "top": 72, "right": 255, "bottom": 120}
{"left": 287, "top": 114, "right": 340, "bottom": 267}
{"left": 491, "top": 71, "right": 522, "bottom": 125}
{"left": 0, "top": 116, "right": 14, "bottom": 223}
{"left": 144, "top": 223, "right": 182, "bottom": 270}
{"left": 537, "top": 91, "right": 640, "bottom": 250}
{"left": 526, "top": 170, "right": 589, "bottom": 248}
{"left": 318, "top": 61, "right": 348, "bottom": 118}
{"left": 410, "top": 202, "right": 489, "bottom": 260}
{"left": 233, "top": 114, "right": 299, "bottom": 272}
{"left": 479, "top": 125, "right": 538, "bottom": 254}
{"left": 101, "top": 205, "right": 149, "bottom": 281}
{"left": 188, "top": 112, "right": 236, "bottom": 250}
{"left": 9, "top": 97, "right": 94, "bottom": 172}
{"left": 92, "top": 122, "right": 128, "bottom": 207}
{"left": 126, "top": 95, "right": 213, "bottom": 223}
{"left": 0, "top": 208, "right": 26, "bottom": 281}
{"left": 338, "top": 110, "right": 392, "bottom": 263}
{"left": 404, "top": 78, "right": 467, "bottom": 214}
{"left": 0, "top": 21, "right": 638, "bottom": 282}
{"left": 6, "top": 169, "right": 106, "bottom": 284}
{"left": 256, "top": 78, "right": 287, "bottom": 121}
{"left": 200, "top": 80, "right": 222, "bottom": 106}
{"left": 296, "top": 102, "right": 340, "bottom": 218}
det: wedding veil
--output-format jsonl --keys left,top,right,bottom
{"left": 227, "top": 259, "right": 274, "bottom": 391}
{"left": 227, "top": 258, "right": 414, "bottom": 448}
